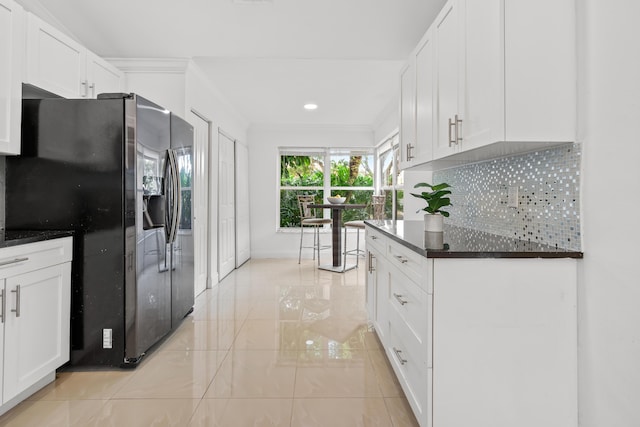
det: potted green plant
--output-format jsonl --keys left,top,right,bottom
{"left": 411, "top": 182, "right": 452, "bottom": 232}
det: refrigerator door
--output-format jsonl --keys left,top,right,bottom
{"left": 170, "top": 114, "right": 195, "bottom": 327}
{"left": 126, "top": 95, "right": 172, "bottom": 363}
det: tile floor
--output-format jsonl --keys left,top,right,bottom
{"left": 0, "top": 259, "right": 418, "bottom": 426}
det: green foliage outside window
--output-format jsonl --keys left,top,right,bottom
{"left": 280, "top": 154, "right": 375, "bottom": 227}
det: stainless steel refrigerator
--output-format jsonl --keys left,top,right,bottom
{"left": 5, "top": 93, "right": 195, "bottom": 367}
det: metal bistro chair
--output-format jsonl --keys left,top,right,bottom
{"left": 343, "top": 195, "right": 386, "bottom": 269}
{"left": 297, "top": 195, "right": 332, "bottom": 264}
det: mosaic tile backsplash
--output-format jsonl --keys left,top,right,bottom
{"left": 433, "top": 144, "right": 581, "bottom": 251}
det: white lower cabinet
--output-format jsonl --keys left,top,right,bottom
{"left": 365, "top": 226, "right": 577, "bottom": 427}
{"left": 0, "top": 237, "right": 72, "bottom": 415}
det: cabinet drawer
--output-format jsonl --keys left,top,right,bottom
{"left": 387, "top": 310, "right": 430, "bottom": 426}
{"left": 365, "top": 226, "right": 386, "bottom": 253}
{"left": 389, "top": 266, "right": 430, "bottom": 362}
{"left": 0, "top": 237, "right": 73, "bottom": 278}
{"left": 387, "top": 239, "right": 428, "bottom": 289}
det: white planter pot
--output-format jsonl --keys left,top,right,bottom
{"left": 424, "top": 213, "right": 444, "bottom": 232}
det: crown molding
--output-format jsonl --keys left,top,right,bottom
{"left": 248, "top": 123, "right": 374, "bottom": 133}
{"left": 106, "top": 58, "right": 190, "bottom": 74}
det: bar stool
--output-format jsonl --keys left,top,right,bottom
{"left": 297, "top": 195, "right": 332, "bottom": 264}
{"left": 343, "top": 195, "right": 385, "bottom": 269}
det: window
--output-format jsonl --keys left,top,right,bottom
{"left": 279, "top": 148, "right": 374, "bottom": 228}
{"left": 377, "top": 133, "right": 403, "bottom": 220}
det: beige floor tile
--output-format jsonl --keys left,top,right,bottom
{"left": 0, "top": 260, "right": 421, "bottom": 426}
{"left": 290, "top": 398, "right": 391, "bottom": 427}
{"left": 294, "top": 350, "right": 382, "bottom": 398}
{"left": 161, "top": 318, "right": 238, "bottom": 351}
{"left": 385, "top": 398, "right": 421, "bottom": 427}
{"left": 84, "top": 399, "right": 199, "bottom": 426}
{"left": 233, "top": 319, "right": 301, "bottom": 351}
{"left": 0, "top": 400, "right": 107, "bottom": 427}
{"left": 369, "top": 349, "right": 405, "bottom": 397}
{"left": 205, "top": 350, "right": 297, "bottom": 398}
{"left": 113, "top": 350, "right": 227, "bottom": 399}
{"left": 28, "top": 371, "right": 134, "bottom": 401}
{"left": 190, "top": 398, "right": 293, "bottom": 427}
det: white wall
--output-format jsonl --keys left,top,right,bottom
{"left": 248, "top": 125, "right": 374, "bottom": 258}
{"left": 577, "top": 1, "right": 640, "bottom": 425}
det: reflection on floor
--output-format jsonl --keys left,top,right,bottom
{"left": 0, "top": 259, "right": 419, "bottom": 426}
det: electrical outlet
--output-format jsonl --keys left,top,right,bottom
{"left": 508, "top": 186, "right": 519, "bottom": 208}
{"left": 103, "top": 329, "right": 113, "bottom": 349}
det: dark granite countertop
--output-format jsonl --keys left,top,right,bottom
{"left": 364, "top": 220, "right": 583, "bottom": 259}
{"left": 0, "top": 230, "right": 74, "bottom": 249}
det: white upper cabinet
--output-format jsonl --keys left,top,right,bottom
{"left": 400, "top": 27, "right": 436, "bottom": 169}
{"left": 86, "top": 50, "right": 123, "bottom": 97}
{"left": 433, "top": 0, "right": 462, "bottom": 159}
{"left": 26, "top": 13, "right": 122, "bottom": 98}
{"left": 0, "top": 0, "right": 24, "bottom": 155}
{"left": 399, "top": 60, "right": 416, "bottom": 166}
{"left": 403, "top": 0, "right": 576, "bottom": 169}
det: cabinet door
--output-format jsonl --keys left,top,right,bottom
{"left": 86, "top": 51, "right": 123, "bottom": 98}
{"left": 0, "top": 0, "right": 23, "bottom": 155}
{"left": 460, "top": 0, "right": 504, "bottom": 150}
{"left": 433, "top": 0, "right": 462, "bottom": 159}
{"left": 26, "top": 13, "right": 87, "bottom": 98}
{"left": 414, "top": 29, "right": 435, "bottom": 164}
{"left": 3, "top": 263, "right": 71, "bottom": 403}
{"left": 399, "top": 60, "right": 416, "bottom": 167}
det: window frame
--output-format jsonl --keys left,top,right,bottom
{"left": 278, "top": 147, "right": 375, "bottom": 231}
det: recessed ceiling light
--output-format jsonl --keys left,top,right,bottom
{"left": 304, "top": 103, "right": 318, "bottom": 110}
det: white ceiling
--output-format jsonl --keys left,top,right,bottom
{"left": 21, "top": 0, "right": 446, "bottom": 127}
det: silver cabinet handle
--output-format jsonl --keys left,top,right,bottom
{"left": 393, "top": 293, "right": 408, "bottom": 305}
{"left": 368, "top": 252, "right": 376, "bottom": 273}
{"left": 80, "top": 80, "right": 89, "bottom": 97}
{"left": 11, "top": 285, "right": 21, "bottom": 318}
{"left": 393, "top": 347, "right": 407, "bottom": 365}
{"left": 394, "top": 255, "right": 408, "bottom": 264}
{"left": 0, "top": 289, "right": 4, "bottom": 323}
{"left": 455, "top": 114, "right": 463, "bottom": 144}
{"left": 406, "top": 143, "right": 414, "bottom": 161}
{"left": 89, "top": 82, "right": 96, "bottom": 98}
{"left": 0, "top": 257, "right": 29, "bottom": 267}
{"left": 448, "top": 117, "right": 456, "bottom": 147}
{"left": 371, "top": 235, "right": 378, "bottom": 240}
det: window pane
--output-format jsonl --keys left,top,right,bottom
{"left": 280, "top": 155, "right": 324, "bottom": 186}
{"left": 330, "top": 153, "right": 374, "bottom": 187}
{"left": 341, "top": 190, "right": 374, "bottom": 224}
{"left": 379, "top": 149, "right": 393, "bottom": 187}
{"left": 280, "top": 190, "right": 325, "bottom": 228}
{"left": 396, "top": 189, "right": 404, "bottom": 219}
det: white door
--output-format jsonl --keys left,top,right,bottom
{"left": 399, "top": 60, "right": 415, "bottom": 166}
{"left": 191, "top": 112, "right": 209, "bottom": 296}
{"left": 218, "top": 131, "right": 236, "bottom": 280}
{"left": 235, "top": 142, "right": 250, "bottom": 267}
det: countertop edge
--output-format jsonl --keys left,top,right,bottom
{"left": 364, "top": 220, "right": 583, "bottom": 259}
{"left": 0, "top": 230, "right": 75, "bottom": 249}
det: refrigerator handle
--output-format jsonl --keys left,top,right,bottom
{"left": 163, "top": 151, "right": 172, "bottom": 243}
{"left": 166, "top": 149, "right": 181, "bottom": 244}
